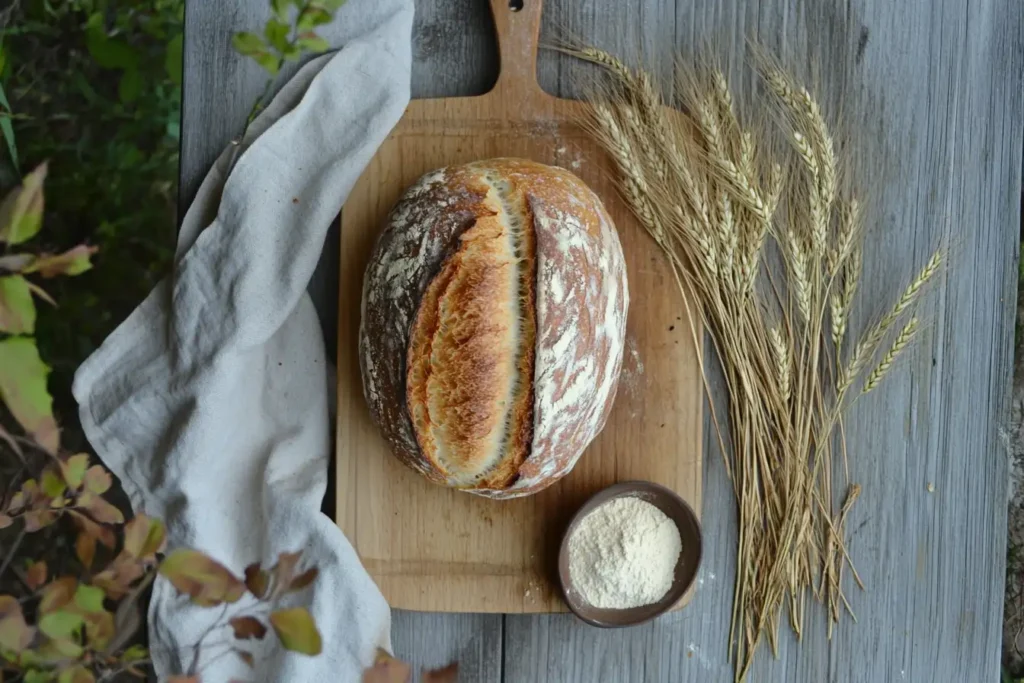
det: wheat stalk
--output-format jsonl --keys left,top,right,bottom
{"left": 770, "top": 326, "right": 791, "bottom": 403}
{"left": 788, "top": 229, "right": 811, "bottom": 321}
{"left": 863, "top": 318, "right": 920, "bottom": 393}
{"left": 568, "top": 45, "right": 942, "bottom": 683}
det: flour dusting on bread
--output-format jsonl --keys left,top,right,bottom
{"left": 359, "top": 158, "right": 628, "bottom": 498}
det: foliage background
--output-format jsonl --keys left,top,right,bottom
{"left": 1, "top": 0, "right": 181, "bottom": 429}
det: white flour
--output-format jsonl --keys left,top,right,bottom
{"left": 568, "top": 496, "right": 682, "bottom": 609}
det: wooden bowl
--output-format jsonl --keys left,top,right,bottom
{"left": 557, "top": 481, "right": 703, "bottom": 627}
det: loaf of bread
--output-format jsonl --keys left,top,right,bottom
{"left": 359, "top": 158, "right": 628, "bottom": 499}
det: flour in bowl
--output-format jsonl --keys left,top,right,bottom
{"left": 567, "top": 496, "right": 682, "bottom": 609}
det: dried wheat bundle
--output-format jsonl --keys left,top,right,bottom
{"left": 561, "top": 45, "right": 943, "bottom": 680}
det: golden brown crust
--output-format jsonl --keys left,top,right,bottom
{"left": 406, "top": 205, "right": 535, "bottom": 488}
{"left": 360, "top": 158, "right": 627, "bottom": 497}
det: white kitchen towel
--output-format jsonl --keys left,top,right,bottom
{"left": 71, "top": 1, "right": 413, "bottom": 680}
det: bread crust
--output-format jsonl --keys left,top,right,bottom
{"left": 360, "top": 158, "right": 628, "bottom": 498}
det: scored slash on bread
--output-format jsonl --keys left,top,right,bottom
{"left": 359, "top": 158, "right": 629, "bottom": 499}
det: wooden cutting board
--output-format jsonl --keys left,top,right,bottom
{"left": 335, "top": 0, "right": 702, "bottom": 613}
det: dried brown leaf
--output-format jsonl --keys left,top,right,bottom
{"left": 69, "top": 510, "right": 117, "bottom": 548}
{"left": 82, "top": 465, "right": 112, "bottom": 495}
{"left": 79, "top": 494, "right": 124, "bottom": 525}
{"left": 289, "top": 567, "right": 318, "bottom": 592}
{"left": 122, "top": 514, "right": 166, "bottom": 559}
{"left": 269, "top": 551, "right": 302, "bottom": 598}
{"left": 244, "top": 562, "right": 269, "bottom": 599}
{"left": 25, "top": 560, "right": 47, "bottom": 590}
{"left": 92, "top": 556, "right": 145, "bottom": 600}
{"left": 159, "top": 549, "right": 245, "bottom": 607}
{"left": 0, "top": 595, "right": 34, "bottom": 653}
{"left": 24, "top": 245, "right": 98, "bottom": 278}
{"left": 229, "top": 615, "right": 267, "bottom": 640}
{"left": 76, "top": 532, "right": 96, "bottom": 569}
{"left": 22, "top": 507, "right": 57, "bottom": 532}
{"left": 363, "top": 650, "right": 412, "bottom": 683}
{"left": 422, "top": 663, "right": 458, "bottom": 683}
{"left": 39, "top": 577, "right": 77, "bottom": 613}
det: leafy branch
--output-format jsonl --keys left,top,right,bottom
{"left": 0, "top": 165, "right": 323, "bottom": 683}
{"left": 231, "top": 0, "right": 345, "bottom": 130}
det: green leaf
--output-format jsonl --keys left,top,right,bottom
{"left": 229, "top": 615, "right": 267, "bottom": 640}
{"left": 295, "top": 32, "right": 330, "bottom": 53}
{"left": 122, "top": 514, "right": 166, "bottom": 559}
{"left": 264, "top": 19, "right": 291, "bottom": 52}
{"left": 165, "top": 33, "right": 183, "bottom": 86}
{"left": 85, "top": 22, "right": 140, "bottom": 70}
{"left": 0, "top": 44, "right": 6, "bottom": 74}
{"left": 159, "top": 549, "right": 246, "bottom": 607}
{"left": 0, "top": 337, "right": 58, "bottom": 453}
{"left": 271, "top": 0, "right": 296, "bottom": 21}
{"left": 0, "top": 595, "right": 34, "bottom": 653}
{"left": 232, "top": 32, "right": 267, "bottom": 57}
{"left": 296, "top": 6, "right": 332, "bottom": 30}
{"left": 254, "top": 51, "right": 281, "bottom": 75}
{"left": 86, "top": 38, "right": 138, "bottom": 71}
{"left": 0, "top": 162, "right": 47, "bottom": 246}
{"left": 0, "top": 82, "right": 17, "bottom": 173}
{"left": 269, "top": 607, "right": 321, "bottom": 655}
{"left": 61, "top": 454, "right": 90, "bottom": 489}
{"left": 282, "top": 43, "right": 302, "bottom": 62}
{"left": 73, "top": 585, "right": 105, "bottom": 614}
{"left": 38, "top": 610, "right": 84, "bottom": 640}
{"left": 40, "top": 634, "right": 83, "bottom": 660}
{"left": 41, "top": 469, "right": 65, "bottom": 499}
{"left": 118, "top": 69, "right": 143, "bottom": 104}
{"left": 122, "top": 644, "right": 148, "bottom": 662}
{"left": 57, "top": 666, "right": 94, "bottom": 683}
{"left": 0, "top": 275, "right": 35, "bottom": 334}
{"left": 24, "top": 245, "right": 97, "bottom": 278}
{"left": 316, "top": 0, "right": 348, "bottom": 10}
{"left": 23, "top": 669, "right": 52, "bottom": 683}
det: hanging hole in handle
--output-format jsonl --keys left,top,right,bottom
{"left": 509, "top": 0, "right": 523, "bottom": 11}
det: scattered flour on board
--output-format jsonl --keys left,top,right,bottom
{"left": 617, "top": 336, "right": 646, "bottom": 415}
{"left": 553, "top": 143, "right": 585, "bottom": 171}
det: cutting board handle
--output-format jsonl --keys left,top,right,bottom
{"left": 489, "top": 0, "right": 545, "bottom": 101}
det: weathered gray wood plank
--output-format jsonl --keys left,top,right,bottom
{"left": 180, "top": 3, "right": 503, "bottom": 681}
{"left": 184, "top": 0, "right": 1022, "bottom": 681}
{"left": 504, "top": 0, "right": 1022, "bottom": 681}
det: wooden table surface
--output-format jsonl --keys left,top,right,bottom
{"left": 181, "top": 1, "right": 1023, "bottom": 680}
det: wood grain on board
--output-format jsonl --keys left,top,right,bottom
{"left": 334, "top": 0, "right": 702, "bottom": 614}
{"left": 182, "top": 0, "right": 1022, "bottom": 679}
